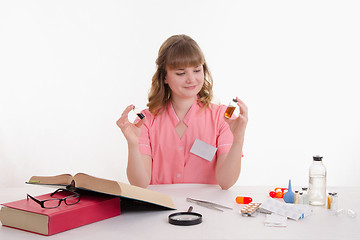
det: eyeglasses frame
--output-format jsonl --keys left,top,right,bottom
{"left": 27, "top": 188, "right": 81, "bottom": 209}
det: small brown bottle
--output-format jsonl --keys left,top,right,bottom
{"left": 224, "top": 98, "right": 237, "bottom": 118}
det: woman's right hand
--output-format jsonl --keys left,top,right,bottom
{"left": 116, "top": 105, "right": 145, "bottom": 144}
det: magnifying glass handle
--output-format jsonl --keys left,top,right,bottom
{"left": 187, "top": 206, "right": 193, "bottom": 212}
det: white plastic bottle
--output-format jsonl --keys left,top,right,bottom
{"left": 308, "top": 155, "right": 327, "bottom": 206}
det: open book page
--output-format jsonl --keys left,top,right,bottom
{"left": 74, "top": 173, "right": 175, "bottom": 209}
{"left": 26, "top": 173, "right": 175, "bottom": 210}
{"left": 27, "top": 174, "right": 73, "bottom": 186}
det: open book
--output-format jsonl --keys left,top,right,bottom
{"left": 26, "top": 173, "right": 175, "bottom": 210}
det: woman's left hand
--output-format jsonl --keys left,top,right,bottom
{"left": 224, "top": 97, "right": 248, "bottom": 141}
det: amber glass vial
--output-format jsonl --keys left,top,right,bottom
{"left": 224, "top": 99, "right": 237, "bottom": 118}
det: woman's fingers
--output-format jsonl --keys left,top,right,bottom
{"left": 117, "top": 104, "right": 146, "bottom": 131}
{"left": 117, "top": 105, "right": 134, "bottom": 129}
{"left": 236, "top": 97, "right": 248, "bottom": 119}
{"left": 121, "top": 104, "right": 134, "bottom": 118}
{"left": 135, "top": 118, "right": 145, "bottom": 128}
{"left": 224, "top": 97, "right": 248, "bottom": 136}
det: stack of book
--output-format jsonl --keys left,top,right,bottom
{"left": 0, "top": 173, "right": 175, "bottom": 236}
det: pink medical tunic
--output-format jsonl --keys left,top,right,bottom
{"left": 138, "top": 100, "right": 233, "bottom": 185}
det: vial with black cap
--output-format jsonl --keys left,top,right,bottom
{"left": 224, "top": 98, "right": 237, "bottom": 119}
{"left": 133, "top": 106, "right": 145, "bottom": 120}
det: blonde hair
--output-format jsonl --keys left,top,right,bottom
{"left": 147, "top": 35, "right": 213, "bottom": 115}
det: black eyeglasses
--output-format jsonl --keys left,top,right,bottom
{"left": 27, "top": 188, "right": 81, "bottom": 209}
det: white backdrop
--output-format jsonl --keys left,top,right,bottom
{"left": 1, "top": 0, "right": 359, "bottom": 188}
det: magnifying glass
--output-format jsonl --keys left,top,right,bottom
{"left": 168, "top": 206, "right": 202, "bottom": 226}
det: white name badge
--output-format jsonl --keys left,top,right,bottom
{"left": 190, "top": 139, "right": 217, "bottom": 162}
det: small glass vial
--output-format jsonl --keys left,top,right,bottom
{"left": 298, "top": 192, "right": 304, "bottom": 204}
{"left": 331, "top": 193, "right": 338, "bottom": 211}
{"left": 294, "top": 191, "right": 299, "bottom": 204}
{"left": 302, "top": 187, "right": 309, "bottom": 204}
{"left": 327, "top": 193, "right": 333, "bottom": 209}
{"left": 133, "top": 106, "right": 145, "bottom": 120}
{"left": 308, "top": 155, "right": 327, "bottom": 206}
{"left": 224, "top": 98, "right": 237, "bottom": 118}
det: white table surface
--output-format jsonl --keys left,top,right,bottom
{"left": 1, "top": 184, "right": 359, "bottom": 240}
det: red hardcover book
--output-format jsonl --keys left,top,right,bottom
{"left": 0, "top": 192, "right": 121, "bottom": 236}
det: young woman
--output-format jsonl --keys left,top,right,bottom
{"left": 117, "top": 35, "right": 248, "bottom": 190}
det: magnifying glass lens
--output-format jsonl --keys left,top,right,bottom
{"left": 168, "top": 208, "right": 202, "bottom": 226}
{"left": 170, "top": 214, "right": 200, "bottom": 221}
